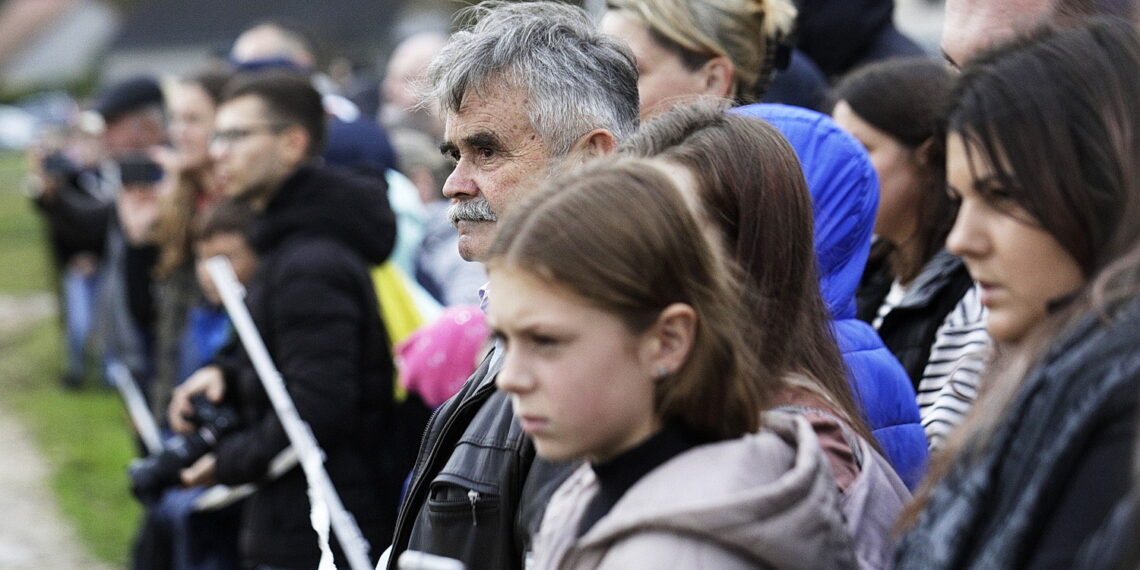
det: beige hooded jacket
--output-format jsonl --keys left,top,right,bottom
{"left": 533, "top": 413, "right": 857, "bottom": 569}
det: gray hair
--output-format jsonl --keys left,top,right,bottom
{"left": 423, "top": 0, "right": 640, "bottom": 156}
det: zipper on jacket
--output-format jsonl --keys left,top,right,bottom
{"left": 468, "top": 489, "right": 480, "bottom": 527}
{"left": 388, "top": 357, "right": 500, "bottom": 568}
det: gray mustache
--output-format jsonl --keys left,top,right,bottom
{"left": 448, "top": 199, "right": 497, "bottom": 225}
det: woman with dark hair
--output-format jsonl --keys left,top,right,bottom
{"left": 831, "top": 57, "right": 990, "bottom": 450}
{"left": 489, "top": 157, "right": 855, "bottom": 569}
{"left": 895, "top": 19, "right": 1140, "bottom": 569}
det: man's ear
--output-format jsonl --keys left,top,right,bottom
{"left": 280, "top": 125, "right": 310, "bottom": 165}
{"left": 644, "top": 303, "right": 697, "bottom": 379}
{"left": 700, "top": 56, "right": 735, "bottom": 98}
{"left": 570, "top": 128, "right": 618, "bottom": 160}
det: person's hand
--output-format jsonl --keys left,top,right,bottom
{"left": 117, "top": 182, "right": 161, "bottom": 245}
{"left": 180, "top": 453, "right": 217, "bottom": 487}
{"left": 149, "top": 145, "right": 182, "bottom": 175}
{"left": 168, "top": 365, "right": 226, "bottom": 434}
{"left": 24, "top": 145, "right": 62, "bottom": 201}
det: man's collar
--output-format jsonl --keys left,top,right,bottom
{"left": 478, "top": 281, "right": 491, "bottom": 315}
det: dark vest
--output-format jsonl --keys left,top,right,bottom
{"left": 857, "top": 249, "right": 974, "bottom": 389}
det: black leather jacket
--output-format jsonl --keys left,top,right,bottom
{"left": 388, "top": 347, "right": 573, "bottom": 569}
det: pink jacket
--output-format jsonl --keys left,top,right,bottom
{"left": 533, "top": 414, "right": 856, "bottom": 569}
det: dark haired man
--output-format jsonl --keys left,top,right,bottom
{"left": 168, "top": 72, "right": 398, "bottom": 569}
{"left": 230, "top": 20, "right": 397, "bottom": 175}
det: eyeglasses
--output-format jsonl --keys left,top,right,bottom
{"left": 211, "top": 123, "right": 289, "bottom": 145}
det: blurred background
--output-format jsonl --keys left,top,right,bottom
{"left": 0, "top": 0, "right": 944, "bottom": 567}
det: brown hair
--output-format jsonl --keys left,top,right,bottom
{"left": 620, "top": 101, "right": 876, "bottom": 446}
{"left": 900, "top": 18, "right": 1140, "bottom": 530}
{"left": 191, "top": 199, "right": 254, "bottom": 244}
{"left": 153, "top": 70, "right": 232, "bottom": 278}
{"left": 487, "top": 157, "right": 769, "bottom": 441}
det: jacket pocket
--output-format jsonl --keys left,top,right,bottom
{"left": 427, "top": 474, "right": 501, "bottom": 528}
{"left": 414, "top": 474, "right": 508, "bottom": 569}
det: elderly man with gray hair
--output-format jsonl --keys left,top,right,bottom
{"left": 384, "top": 2, "right": 639, "bottom": 569}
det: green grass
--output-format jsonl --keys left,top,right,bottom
{"left": 0, "top": 151, "right": 139, "bottom": 566}
{"left": 0, "top": 153, "right": 52, "bottom": 293}
{"left": 0, "top": 322, "right": 140, "bottom": 566}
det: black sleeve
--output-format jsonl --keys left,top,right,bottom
{"left": 213, "top": 242, "right": 368, "bottom": 484}
{"left": 124, "top": 243, "right": 159, "bottom": 334}
{"left": 1027, "top": 409, "right": 1136, "bottom": 569}
{"left": 36, "top": 177, "right": 113, "bottom": 259}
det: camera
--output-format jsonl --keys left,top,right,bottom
{"left": 41, "top": 151, "right": 75, "bottom": 177}
{"left": 116, "top": 154, "right": 163, "bottom": 187}
{"left": 128, "top": 394, "right": 240, "bottom": 504}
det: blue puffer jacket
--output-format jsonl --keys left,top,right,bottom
{"left": 731, "top": 103, "right": 928, "bottom": 489}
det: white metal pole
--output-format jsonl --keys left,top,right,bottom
{"left": 206, "top": 255, "right": 373, "bottom": 570}
{"left": 108, "top": 361, "right": 164, "bottom": 455}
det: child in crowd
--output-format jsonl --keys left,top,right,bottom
{"left": 488, "top": 158, "right": 855, "bottom": 569}
{"left": 141, "top": 199, "right": 255, "bottom": 570}
{"left": 181, "top": 201, "right": 256, "bottom": 382}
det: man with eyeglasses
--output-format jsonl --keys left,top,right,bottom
{"left": 167, "top": 71, "right": 398, "bottom": 569}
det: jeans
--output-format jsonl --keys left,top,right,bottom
{"left": 62, "top": 266, "right": 99, "bottom": 379}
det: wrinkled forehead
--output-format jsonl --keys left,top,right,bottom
{"left": 445, "top": 81, "right": 536, "bottom": 138}
{"left": 446, "top": 69, "right": 529, "bottom": 115}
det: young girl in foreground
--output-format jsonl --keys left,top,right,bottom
{"left": 894, "top": 19, "right": 1140, "bottom": 569}
{"left": 487, "top": 159, "right": 855, "bottom": 569}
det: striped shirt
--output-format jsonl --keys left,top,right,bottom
{"left": 915, "top": 283, "right": 991, "bottom": 450}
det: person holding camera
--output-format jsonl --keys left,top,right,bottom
{"left": 168, "top": 71, "right": 398, "bottom": 569}
{"left": 27, "top": 75, "right": 167, "bottom": 390}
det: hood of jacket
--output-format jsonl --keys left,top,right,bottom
{"left": 731, "top": 104, "right": 879, "bottom": 321}
{"left": 564, "top": 413, "right": 854, "bottom": 569}
{"left": 249, "top": 164, "right": 395, "bottom": 266}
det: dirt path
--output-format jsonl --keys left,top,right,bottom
{"left": 0, "top": 293, "right": 113, "bottom": 569}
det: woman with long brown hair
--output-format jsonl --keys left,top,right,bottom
{"left": 622, "top": 104, "right": 911, "bottom": 568}
{"left": 895, "top": 19, "right": 1140, "bottom": 568}
{"left": 600, "top": 0, "right": 928, "bottom": 486}
{"left": 831, "top": 58, "right": 990, "bottom": 451}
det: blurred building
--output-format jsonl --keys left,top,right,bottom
{"left": 0, "top": 0, "right": 119, "bottom": 93}
{"left": 103, "top": 0, "right": 414, "bottom": 82}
